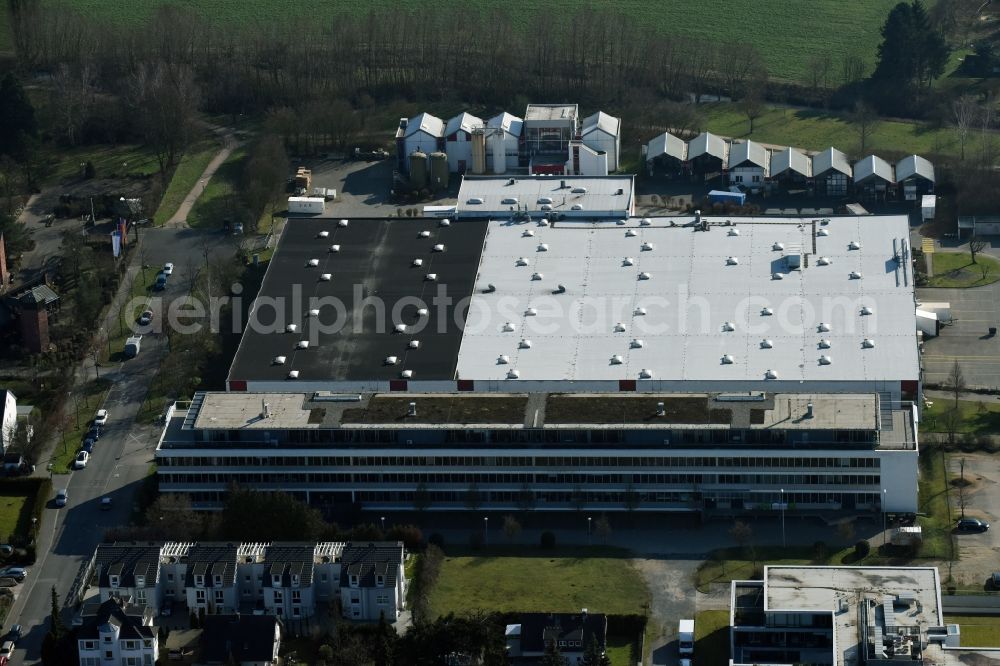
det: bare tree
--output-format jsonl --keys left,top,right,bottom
{"left": 841, "top": 55, "right": 867, "bottom": 86}
{"left": 947, "top": 360, "right": 966, "bottom": 408}
{"left": 729, "top": 520, "right": 752, "bottom": 552}
{"left": 126, "top": 61, "right": 201, "bottom": 179}
{"left": 51, "top": 62, "right": 97, "bottom": 147}
{"left": 837, "top": 521, "right": 855, "bottom": 544}
{"left": 850, "top": 101, "right": 881, "bottom": 155}
{"left": 594, "top": 513, "right": 612, "bottom": 544}
{"left": 807, "top": 54, "right": 833, "bottom": 94}
{"left": 741, "top": 82, "right": 766, "bottom": 134}
{"left": 953, "top": 95, "right": 978, "bottom": 161}
{"left": 970, "top": 235, "right": 987, "bottom": 264}
{"left": 502, "top": 514, "right": 522, "bottom": 543}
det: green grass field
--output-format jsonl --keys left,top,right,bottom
{"left": 9, "top": 0, "right": 900, "bottom": 84}
{"left": 927, "top": 252, "right": 1000, "bottom": 288}
{"left": 153, "top": 138, "right": 222, "bottom": 226}
{"left": 695, "top": 610, "right": 731, "bottom": 666}
{"left": 0, "top": 494, "right": 30, "bottom": 543}
{"left": 944, "top": 616, "right": 1000, "bottom": 647}
{"left": 50, "top": 378, "right": 112, "bottom": 474}
{"left": 917, "top": 448, "right": 955, "bottom": 560}
{"left": 923, "top": 400, "right": 1000, "bottom": 435}
{"left": 427, "top": 547, "right": 649, "bottom": 618}
{"left": 40, "top": 142, "right": 160, "bottom": 186}
{"left": 186, "top": 147, "right": 247, "bottom": 229}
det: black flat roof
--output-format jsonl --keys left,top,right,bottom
{"left": 228, "top": 218, "right": 487, "bottom": 384}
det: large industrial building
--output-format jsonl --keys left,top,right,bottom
{"left": 395, "top": 104, "right": 622, "bottom": 179}
{"left": 156, "top": 189, "right": 922, "bottom": 514}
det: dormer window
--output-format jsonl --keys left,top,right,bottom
{"left": 349, "top": 574, "right": 359, "bottom": 588}
{"left": 194, "top": 574, "right": 205, "bottom": 588}
{"left": 135, "top": 575, "right": 145, "bottom": 588}
{"left": 291, "top": 574, "right": 299, "bottom": 587}
{"left": 272, "top": 574, "right": 282, "bottom": 586}
{"left": 109, "top": 575, "right": 120, "bottom": 588}
{"left": 213, "top": 574, "right": 222, "bottom": 587}
{"left": 376, "top": 575, "right": 385, "bottom": 588}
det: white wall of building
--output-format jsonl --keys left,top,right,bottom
{"left": 878, "top": 448, "right": 919, "bottom": 513}
{"left": 0, "top": 391, "right": 17, "bottom": 454}
{"left": 403, "top": 132, "right": 440, "bottom": 170}
{"left": 446, "top": 135, "right": 474, "bottom": 173}
{"left": 729, "top": 166, "right": 766, "bottom": 191}
{"left": 581, "top": 129, "right": 619, "bottom": 172}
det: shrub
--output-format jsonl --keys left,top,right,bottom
{"left": 386, "top": 524, "right": 424, "bottom": 551}
{"left": 469, "top": 532, "right": 483, "bottom": 550}
{"left": 855, "top": 539, "right": 870, "bottom": 558}
{"left": 812, "top": 540, "right": 828, "bottom": 562}
{"left": 83, "top": 161, "right": 96, "bottom": 179}
{"left": 540, "top": 531, "right": 556, "bottom": 549}
{"left": 428, "top": 533, "right": 445, "bottom": 549}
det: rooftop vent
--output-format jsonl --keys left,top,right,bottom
{"left": 818, "top": 322, "right": 831, "bottom": 332}
{"left": 616, "top": 219, "right": 626, "bottom": 226}
{"left": 848, "top": 241, "right": 861, "bottom": 250}
{"left": 626, "top": 229, "right": 637, "bottom": 237}
{"left": 537, "top": 243, "right": 549, "bottom": 251}
{"left": 307, "top": 258, "right": 319, "bottom": 267}
{"left": 273, "top": 356, "right": 286, "bottom": 365}
{"left": 571, "top": 187, "right": 588, "bottom": 194}
{"left": 416, "top": 307, "right": 428, "bottom": 316}
{"left": 502, "top": 322, "right": 515, "bottom": 332}
{"left": 634, "top": 307, "right": 646, "bottom": 316}
{"left": 432, "top": 243, "right": 445, "bottom": 252}
{"left": 439, "top": 218, "right": 450, "bottom": 227}
{"left": 338, "top": 219, "right": 349, "bottom": 227}
{"left": 817, "top": 257, "right": 831, "bottom": 266}
{"left": 330, "top": 244, "right": 340, "bottom": 252}
{"left": 497, "top": 355, "right": 510, "bottom": 364}
{"left": 523, "top": 229, "right": 535, "bottom": 237}
{"left": 287, "top": 370, "right": 299, "bottom": 379}
{"left": 849, "top": 271, "right": 862, "bottom": 279}
{"left": 640, "top": 218, "right": 652, "bottom": 226}
{"left": 610, "top": 354, "right": 623, "bottom": 365}
{"left": 516, "top": 257, "right": 529, "bottom": 266}
{"left": 614, "top": 322, "right": 626, "bottom": 332}
{"left": 401, "top": 369, "right": 413, "bottom": 378}
{"left": 318, "top": 230, "right": 329, "bottom": 238}
{"left": 320, "top": 273, "right": 331, "bottom": 281}
{"left": 538, "top": 197, "right": 553, "bottom": 204}
{"left": 501, "top": 197, "right": 519, "bottom": 205}
{"left": 721, "top": 354, "right": 734, "bottom": 364}
{"left": 760, "top": 339, "right": 773, "bottom": 349}
{"left": 309, "top": 308, "right": 320, "bottom": 317}
{"left": 519, "top": 339, "right": 532, "bottom": 349}
{"left": 286, "top": 324, "right": 297, "bottom": 333}
{"left": 722, "top": 322, "right": 735, "bottom": 332}
{"left": 525, "top": 307, "right": 537, "bottom": 316}
{"left": 765, "top": 369, "right": 778, "bottom": 379}
{"left": 819, "top": 355, "right": 832, "bottom": 365}
{"left": 506, "top": 369, "right": 520, "bottom": 379}
{"left": 726, "top": 256, "right": 739, "bottom": 265}
{"left": 297, "top": 340, "right": 309, "bottom": 349}
{"left": 819, "top": 339, "right": 832, "bottom": 349}
{"left": 409, "top": 340, "right": 420, "bottom": 349}
{"left": 862, "top": 338, "right": 875, "bottom": 348}
{"left": 483, "top": 283, "right": 496, "bottom": 293}
{"left": 412, "top": 258, "right": 424, "bottom": 267}
{"left": 395, "top": 324, "right": 407, "bottom": 333}
{"left": 773, "top": 242, "right": 785, "bottom": 251}
{"left": 407, "top": 401, "right": 417, "bottom": 416}
{"left": 638, "top": 368, "right": 653, "bottom": 379}
{"left": 656, "top": 401, "right": 666, "bottom": 415}
{"left": 638, "top": 272, "right": 651, "bottom": 280}
{"left": 419, "top": 230, "right": 431, "bottom": 238}
{"left": 728, "top": 228, "right": 740, "bottom": 236}
{"left": 467, "top": 197, "right": 484, "bottom": 205}
{"left": 539, "top": 218, "right": 550, "bottom": 226}
{"left": 531, "top": 272, "right": 543, "bottom": 280}
{"left": 571, "top": 204, "right": 584, "bottom": 211}
{"left": 641, "top": 241, "right": 654, "bottom": 251}
{"left": 772, "top": 272, "right": 784, "bottom": 280}
{"left": 623, "top": 257, "right": 634, "bottom": 266}
{"left": 817, "top": 228, "right": 829, "bottom": 237}
{"left": 425, "top": 273, "right": 437, "bottom": 281}
{"left": 630, "top": 339, "right": 644, "bottom": 348}
{"left": 761, "top": 307, "right": 773, "bottom": 316}
{"left": 861, "top": 305, "right": 874, "bottom": 315}
{"left": 384, "top": 356, "right": 398, "bottom": 365}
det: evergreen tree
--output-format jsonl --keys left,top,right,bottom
{"left": 49, "top": 586, "right": 65, "bottom": 640}
{"left": 582, "top": 635, "right": 602, "bottom": 666}
{"left": 541, "top": 639, "right": 569, "bottom": 666}
{"left": 871, "top": 1, "right": 947, "bottom": 111}
{"left": 0, "top": 73, "right": 37, "bottom": 159}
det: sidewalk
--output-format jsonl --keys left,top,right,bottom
{"left": 166, "top": 125, "right": 244, "bottom": 228}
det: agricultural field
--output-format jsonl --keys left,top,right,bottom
{"left": 6, "top": 0, "right": 900, "bottom": 83}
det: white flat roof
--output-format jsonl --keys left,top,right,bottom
{"left": 456, "top": 215, "right": 919, "bottom": 383}
{"left": 457, "top": 176, "right": 634, "bottom": 217}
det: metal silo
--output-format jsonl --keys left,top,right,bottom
{"left": 430, "top": 151, "right": 450, "bottom": 190}
{"left": 471, "top": 130, "right": 486, "bottom": 174}
{"left": 409, "top": 151, "right": 428, "bottom": 190}
{"left": 490, "top": 132, "right": 506, "bottom": 174}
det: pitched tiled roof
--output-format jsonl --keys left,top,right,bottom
{"left": 263, "top": 543, "right": 315, "bottom": 587}
{"left": 339, "top": 542, "right": 403, "bottom": 588}
{"left": 184, "top": 544, "right": 238, "bottom": 587}
{"left": 519, "top": 612, "right": 607, "bottom": 654}
{"left": 581, "top": 111, "right": 621, "bottom": 138}
{"left": 77, "top": 598, "right": 154, "bottom": 641}
{"left": 94, "top": 543, "right": 161, "bottom": 589}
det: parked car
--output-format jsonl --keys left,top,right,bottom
{"left": 138, "top": 309, "right": 153, "bottom": 326}
{"left": 81, "top": 439, "right": 94, "bottom": 454}
{"left": 86, "top": 427, "right": 101, "bottom": 441}
{"left": 154, "top": 273, "right": 167, "bottom": 291}
{"left": 163, "top": 262, "right": 174, "bottom": 275}
{"left": 55, "top": 489, "right": 68, "bottom": 507}
{"left": 94, "top": 409, "right": 108, "bottom": 426}
{"left": 992, "top": 572, "right": 1000, "bottom": 588}
{"left": 0, "top": 568, "right": 26, "bottom": 582}
{"left": 0, "top": 640, "right": 12, "bottom": 657}
{"left": 100, "top": 497, "right": 112, "bottom": 511}
{"left": 160, "top": 599, "right": 173, "bottom": 617}
{"left": 958, "top": 518, "right": 990, "bottom": 532}
{"left": 6, "top": 624, "right": 22, "bottom": 642}
{"left": 73, "top": 451, "right": 90, "bottom": 469}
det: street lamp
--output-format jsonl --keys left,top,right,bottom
{"left": 780, "top": 488, "right": 786, "bottom": 548}
{"left": 588, "top": 516, "right": 592, "bottom": 545}
{"left": 882, "top": 488, "right": 888, "bottom": 548}
{"left": 380, "top": 516, "right": 386, "bottom": 532}
{"left": 31, "top": 517, "right": 37, "bottom": 541}
{"left": 484, "top": 516, "right": 488, "bottom": 545}
{"left": 46, "top": 463, "right": 52, "bottom": 480}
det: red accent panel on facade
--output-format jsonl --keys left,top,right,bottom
{"left": 389, "top": 380, "right": 408, "bottom": 392}
{"left": 619, "top": 380, "right": 636, "bottom": 391}
{"left": 228, "top": 380, "right": 247, "bottom": 392}
{"left": 457, "top": 380, "right": 475, "bottom": 391}
{"left": 901, "top": 380, "right": 918, "bottom": 400}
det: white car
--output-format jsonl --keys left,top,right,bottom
{"left": 55, "top": 489, "right": 68, "bottom": 507}
{"left": 94, "top": 409, "right": 108, "bottom": 426}
{"left": 73, "top": 451, "right": 90, "bottom": 469}
{"left": 163, "top": 262, "right": 174, "bottom": 275}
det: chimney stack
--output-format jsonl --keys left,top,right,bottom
{"left": 656, "top": 402, "right": 665, "bottom": 416}
{"left": 408, "top": 401, "right": 417, "bottom": 417}
{"left": 806, "top": 402, "right": 814, "bottom": 419}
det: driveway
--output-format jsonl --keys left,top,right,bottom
{"left": 917, "top": 283, "right": 1000, "bottom": 388}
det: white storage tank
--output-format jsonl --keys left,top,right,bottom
{"left": 490, "top": 132, "right": 506, "bottom": 175}
{"left": 288, "top": 197, "right": 326, "bottom": 215}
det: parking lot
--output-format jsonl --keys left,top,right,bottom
{"left": 918, "top": 284, "right": 1000, "bottom": 388}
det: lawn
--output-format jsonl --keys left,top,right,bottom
{"left": 605, "top": 633, "right": 637, "bottom": 666}
{"left": 923, "top": 400, "right": 1000, "bottom": 435}
{"left": 185, "top": 147, "right": 247, "bottom": 229}
{"left": 152, "top": 138, "right": 222, "bottom": 226}
{"left": 40, "top": 142, "right": 161, "bottom": 186}
{"left": 927, "top": 252, "right": 1000, "bottom": 288}
{"left": 50, "top": 378, "right": 113, "bottom": 474}
{"left": 916, "top": 447, "right": 955, "bottom": 561}
{"left": 427, "top": 547, "right": 649, "bottom": 618}
{"left": 944, "top": 616, "right": 1000, "bottom": 648}
{"left": 7, "top": 0, "right": 899, "bottom": 84}
{"left": 701, "top": 104, "right": 959, "bottom": 159}
{"left": 0, "top": 494, "right": 30, "bottom": 543}
{"left": 695, "top": 610, "right": 731, "bottom": 666}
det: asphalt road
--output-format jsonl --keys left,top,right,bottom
{"left": 9, "top": 226, "right": 231, "bottom": 663}
{"left": 918, "top": 283, "right": 1000, "bottom": 388}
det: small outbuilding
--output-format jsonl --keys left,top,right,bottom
{"left": 580, "top": 111, "right": 621, "bottom": 172}
{"left": 769, "top": 147, "right": 812, "bottom": 190}
{"left": 645, "top": 131, "right": 688, "bottom": 177}
{"left": 687, "top": 132, "right": 728, "bottom": 180}
{"left": 395, "top": 112, "right": 445, "bottom": 172}
{"left": 728, "top": 140, "right": 769, "bottom": 191}
{"left": 444, "top": 112, "right": 484, "bottom": 174}
{"left": 811, "top": 147, "right": 852, "bottom": 197}
{"left": 853, "top": 155, "right": 895, "bottom": 201}
{"left": 895, "top": 155, "right": 935, "bottom": 200}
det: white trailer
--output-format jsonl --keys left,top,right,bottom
{"left": 288, "top": 196, "right": 326, "bottom": 215}
{"left": 921, "top": 195, "right": 936, "bottom": 221}
{"left": 678, "top": 619, "right": 695, "bottom": 655}
{"left": 124, "top": 335, "right": 142, "bottom": 358}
